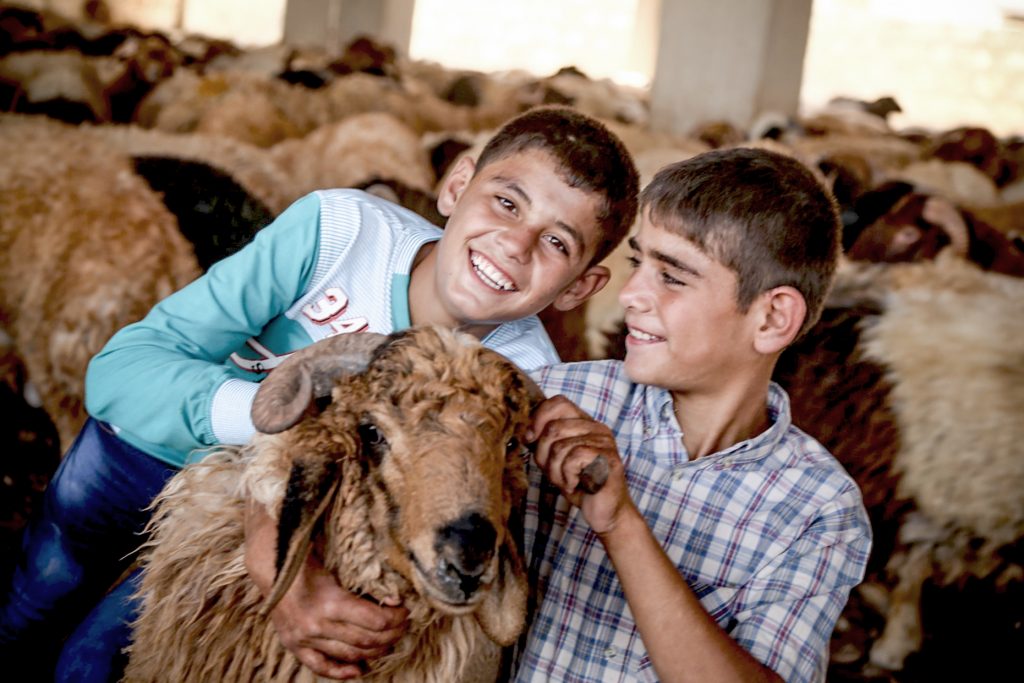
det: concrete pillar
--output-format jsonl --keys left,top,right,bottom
{"left": 648, "top": 0, "right": 813, "bottom": 136}
{"left": 283, "top": 0, "right": 416, "bottom": 55}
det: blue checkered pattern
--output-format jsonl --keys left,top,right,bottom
{"left": 514, "top": 360, "right": 872, "bottom": 683}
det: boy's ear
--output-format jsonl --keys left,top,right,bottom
{"left": 753, "top": 286, "right": 806, "bottom": 354}
{"left": 436, "top": 154, "right": 476, "bottom": 217}
{"left": 552, "top": 265, "right": 610, "bottom": 311}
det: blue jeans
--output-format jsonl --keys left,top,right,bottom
{"left": 0, "top": 418, "right": 176, "bottom": 680}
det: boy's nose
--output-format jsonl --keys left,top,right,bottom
{"left": 618, "top": 269, "right": 649, "bottom": 310}
{"left": 495, "top": 226, "right": 536, "bottom": 263}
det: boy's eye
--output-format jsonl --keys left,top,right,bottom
{"left": 626, "top": 255, "right": 640, "bottom": 268}
{"left": 661, "top": 271, "right": 685, "bottom": 286}
{"left": 496, "top": 196, "right": 516, "bottom": 213}
{"left": 544, "top": 234, "right": 569, "bottom": 256}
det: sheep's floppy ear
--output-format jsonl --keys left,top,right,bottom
{"left": 252, "top": 332, "right": 389, "bottom": 433}
{"left": 260, "top": 454, "right": 343, "bottom": 615}
{"left": 520, "top": 371, "right": 608, "bottom": 494}
{"left": 475, "top": 506, "right": 529, "bottom": 647}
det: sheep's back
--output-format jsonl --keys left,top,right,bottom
{"left": 860, "top": 255, "right": 1024, "bottom": 557}
{"left": 0, "top": 114, "right": 200, "bottom": 449}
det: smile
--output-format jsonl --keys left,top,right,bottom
{"left": 470, "top": 252, "right": 517, "bottom": 292}
{"left": 627, "top": 326, "right": 665, "bottom": 342}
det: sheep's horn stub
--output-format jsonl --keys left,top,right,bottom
{"left": 251, "top": 332, "right": 389, "bottom": 434}
{"left": 578, "top": 455, "right": 609, "bottom": 494}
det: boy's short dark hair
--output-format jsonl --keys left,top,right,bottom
{"left": 642, "top": 147, "right": 841, "bottom": 336}
{"left": 476, "top": 105, "right": 639, "bottom": 266}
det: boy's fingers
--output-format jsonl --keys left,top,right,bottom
{"left": 529, "top": 395, "right": 587, "bottom": 440}
{"left": 325, "top": 593, "right": 409, "bottom": 634}
{"left": 531, "top": 418, "right": 600, "bottom": 473}
{"left": 545, "top": 434, "right": 613, "bottom": 492}
{"left": 560, "top": 448, "right": 608, "bottom": 494}
{"left": 296, "top": 649, "right": 364, "bottom": 680}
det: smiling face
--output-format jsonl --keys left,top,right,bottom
{"left": 410, "top": 149, "right": 609, "bottom": 334}
{"left": 618, "top": 215, "right": 763, "bottom": 396}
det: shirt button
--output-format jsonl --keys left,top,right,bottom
{"left": 672, "top": 466, "right": 685, "bottom": 480}
{"left": 604, "top": 646, "right": 618, "bottom": 659}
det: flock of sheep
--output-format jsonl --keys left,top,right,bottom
{"left": 1, "top": 2, "right": 1023, "bottom": 681}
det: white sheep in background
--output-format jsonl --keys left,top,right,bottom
{"left": 125, "top": 327, "right": 606, "bottom": 682}
{"left": 0, "top": 50, "right": 109, "bottom": 123}
{"left": 856, "top": 254, "right": 1024, "bottom": 670}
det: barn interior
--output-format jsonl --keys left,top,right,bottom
{"left": 1, "top": 1, "right": 1022, "bottom": 681}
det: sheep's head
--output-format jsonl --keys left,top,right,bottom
{"left": 250, "top": 326, "right": 542, "bottom": 646}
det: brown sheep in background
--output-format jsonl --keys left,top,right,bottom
{"left": 845, "top": 183, "right": 1024, "bottom": 277}
{"left": 85, "top": 121, "right": 295, "bottom": 216}
{"left": 0, "top": 49, "right": 109, "bottom": 123}
{"left": 0, "top": 113, "right": 200, "bottom": 452}
{"left": 268, "top": 111, "right": 437, "bottom": 199}
{"left": 125, "top": 327, "right": 601, "bottom": 682}
{"left": 858, "top": 255, "right": 1024, "bottom": 672}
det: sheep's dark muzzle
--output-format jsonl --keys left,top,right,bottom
{"left": 425, "top": 512, "right": 498, "bottom": 604}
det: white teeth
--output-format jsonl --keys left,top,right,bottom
{"left": 628, "top": 327, "right": 661, "bottom": 341}
{"left": 471, "top": 253, "right": 516, "bottom": 291}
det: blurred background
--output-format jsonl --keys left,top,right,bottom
{"left": 19, "top": 0, "right": 1024, "bottom": 136}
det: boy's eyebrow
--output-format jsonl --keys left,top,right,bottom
{"left": 495, "top": 175, "right": 585, "bottom": 253}
{"left": 628, "top": 237, "right": 703, "bottom": 278}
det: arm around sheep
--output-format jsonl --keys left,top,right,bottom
{"left": 243, "top": 500, "right": 409, "bottom": 680}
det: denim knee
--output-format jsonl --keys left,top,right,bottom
{"left": 55, "top": 569, "right": 141, "bottom": 683}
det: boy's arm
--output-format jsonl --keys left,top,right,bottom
{"left": 85, "top": 194, "right": 322, "bottom": 458}
{"left": 244, "top": 502, "right": 409, "bottom": 680}
{"left": 531, "top": 396, "right": 784, "bottom": 683}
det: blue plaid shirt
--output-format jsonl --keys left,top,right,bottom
{"left": 513, "top": 360, "right": 872, "bottom": 683}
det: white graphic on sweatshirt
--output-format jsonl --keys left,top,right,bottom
{"left": 229, "top": 338, "right": 292, "bottom": 374}
{"left": 230, "top": 288, "right": 369, "bottom": 374}
{"left": 302, "top": 287, "right": 369, "bottom": 334}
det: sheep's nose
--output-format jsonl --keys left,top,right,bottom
{"left": 434, "top": 512, "right": 497, "bottom": 599}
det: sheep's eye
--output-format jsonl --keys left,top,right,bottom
{"left": 358, "top": 422, "right": 389, "bottom": 464}
{"left": 360, "top": 423, "right": 387, "bottom": 446}
{"left": 507, "top": 436, "right": 528, "bottom": 460}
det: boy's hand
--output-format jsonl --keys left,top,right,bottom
{"left": 244, "top": 503, "right": 409, "bottom": 679}
{"left": 266, "top": 554, "right": 409, "bottom": 679}
{"left": 529, "top": 395, "right": 633, "bottom": 535}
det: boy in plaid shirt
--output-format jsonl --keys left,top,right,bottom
{"left": 518, "top": 147, "right": 871, "bottom": 682}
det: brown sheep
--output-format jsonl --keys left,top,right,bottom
{"left": 845, "top": 184, "right": 1024, "bottom": 277}
{"left": 268, "top": 112, "right": 437, "bottom": 200}
{"left": 0, "top": 113, "right": 200, "bottom": 452}
{"left": 124, "top": 327, "right": 607, "bottom": 682}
